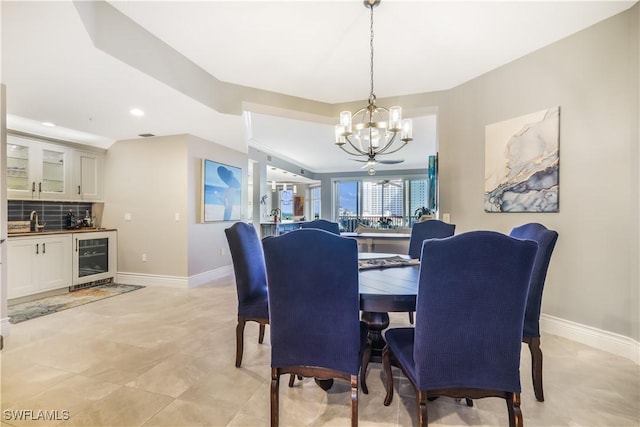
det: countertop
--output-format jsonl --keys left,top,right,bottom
{"left": 7, "top": 228, "right": 117, "bottom": 238}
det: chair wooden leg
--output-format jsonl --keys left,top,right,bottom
{"left": 259, "top": 324, "right": 266, "bottom": 344}
{"left": 506, "top": 392, "right": 523, "bottom": 427}
{"left": 408, "top": 311, "right": 414, "bottom": 325}
{"left": 417, "top": 391, "right": 428, "bottom": 427}
{"left": 526, "top": 337, "right": 544, "bottom": 402}
{"left": 235, "top": 319, "right": 246, "bottom": 368}
{"left": 382, "top": 345, "right": 394, "bottom": 406}
{"left": 271, "top": 369, "right": 280, "bottom": 427}
{"left": 361, "top": 343, "right": 371, "bottom": 394}
{"left": 350, "top": 374, "right": 358, "bottom": 427}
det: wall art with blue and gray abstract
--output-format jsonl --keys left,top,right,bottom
{"left": 484, "top": 106, "right": 559, "bottom": 212}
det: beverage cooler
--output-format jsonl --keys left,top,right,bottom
{"left": 72, "top": 231, "right": 117, "bottom": 290}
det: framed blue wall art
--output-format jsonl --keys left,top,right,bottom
{"left": 201, "top": 159, "right": 242, "bottom": 222}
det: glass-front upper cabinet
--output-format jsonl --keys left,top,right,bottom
{"left": 7, "top": 135, "right": 69, "bottom": 200}
{"left": 6, "top": 143, "right": 30, "bottom": 192}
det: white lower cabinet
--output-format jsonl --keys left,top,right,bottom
{"left": 7, "top": 235, "right": 72, "bottom": 299}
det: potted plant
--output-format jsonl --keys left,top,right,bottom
{"left": 414, "top": 207, "right": 432, "bottom": 219}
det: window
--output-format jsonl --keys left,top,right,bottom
{"left": 335, "top": 177, "right": 430, "bottom": 231}
{"left": 280, "top": 190, "right": 293, "bottom": 220}
{"left": 310, "top": 186, "right": 321, "bottom": 219}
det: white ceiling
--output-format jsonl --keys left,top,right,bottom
{"left": 2, "top": 1, "right": 635, "bottom": 179}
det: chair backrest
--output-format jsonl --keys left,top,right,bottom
{"left": 408, "top": 219, "right": 456, "bottom": 259}
{"left": 414, "top": 230, "right": 537, "bottom": 393}
{"left": 509, "top": 223, "right": 559, "bottom": 338}
{"left": 299, "top": 219, "right": 340, "bottom": 235}
{"left": 224, "top": 222, "right": 268, "bottom": 315}
{"left": 263, "top": 229, "right": 361, "bottom": 375}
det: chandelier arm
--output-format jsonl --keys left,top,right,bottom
{"left": 375, "top": 140, "right": 409, "bottom": 156}
{"left": 344, "top": 136, "right": 369, "bottom": 155}
{"left": 338, "top": 140, "right": 369, "bottom": 157}
{"left": 370, "top": 133, "right": 399, "bottom": 155}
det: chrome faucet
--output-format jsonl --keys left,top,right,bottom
{"left": 30, "top": 210, "right": 45, "bottom": 231}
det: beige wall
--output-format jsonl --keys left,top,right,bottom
{"left": 97, "top": 5, "right": 638, "bottom": 342}
{"left": 436, "top": 5, "right": 639, "bottom": 340}
{"left": 102, "top": 135, "right": 189, "bottom": 278}
{"left": 102, "top": 134, "right": 248, "bottom": 283}
{"left": 186, "top": 134, "right": 247, "bottom": 277}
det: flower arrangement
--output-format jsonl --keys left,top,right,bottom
{"left": 270, "top": 208, "right": 281, "bottom": 223}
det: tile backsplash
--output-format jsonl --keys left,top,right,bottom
{"left": 8, "top": 201, "right": 95, "bottom": 231}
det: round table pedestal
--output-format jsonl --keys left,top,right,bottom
{"left": 361, "top": 311, "right": 390, "bottom": 362}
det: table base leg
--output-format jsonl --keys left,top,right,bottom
{"left": 361, "top": 311, "right": 390, "bottom": 363}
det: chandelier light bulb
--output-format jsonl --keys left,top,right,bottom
{"left": 389, "top": 106, "right": 402, "bottom": 131}
{"left": 401, "top": 119, "right": 413, "bottom": 141}
{"left": 340, "top": 111, "right": 352, "bottom": 134}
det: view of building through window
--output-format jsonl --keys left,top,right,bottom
{"left": 310, "top": 186, "right": 321, "bottom": 219}
{"left": 336, "top": 178, "right": 430, "bottom": 231}
{"left": 280, "top": 190, "right": 293, "bottom": 220}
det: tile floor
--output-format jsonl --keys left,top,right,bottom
{"left": 1, "top": 277, "right": 639, "bottom": 426}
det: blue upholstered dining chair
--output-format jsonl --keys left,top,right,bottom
{"left": 299, "top": 219, "right": 341, "bottom": 235}
{"left": 406, "top": 219, "right": 456, "bottom": 324}
{"left": 408, "top": 219, "right": 456, "bottom": 259}
{"left": 509, "top": 222, "right": 558, "bottom": 402}
{"left": 263, "top": 228, "right": 366, "bottom": 427}
{"left": 224, "top": 222, "right": 270, "bottom": 368}
{"left": 382, "top": 231, "right": 537, "bottom": 427}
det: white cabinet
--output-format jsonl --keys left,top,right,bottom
{"left": 7, "top": 134, "right": 104, "bottom": 201}
{"left": 7, "top": 136, "right": 71, "bottom": 200}
{"left": 7, "top": 234, "right": 72, "bottom": 299}
{"left": 74, "top": 150, "right": 103, "bottom": 201}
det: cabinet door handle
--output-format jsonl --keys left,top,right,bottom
{"left": 78, "top": 185, "right": 81, "bottom": 195}
{"left": 42, "top": 243, "right": 46, "bottom": 254}
{"left": 75, "top": 238, "right": 78, "bottom": 252}
{"left": 38, "top": 182, "right": 42, "bottom": 194}
{"left": 35, "top": 243, "right": 39, "bottom": 254}
{"left": 31, "top": 182, "right": 35, "bottom": 193}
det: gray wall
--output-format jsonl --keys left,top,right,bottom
{"left": 436, "top": 5, "right": 639, "bottom": 340}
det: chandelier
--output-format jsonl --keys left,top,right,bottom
{"left": 334, "top": 0, "right": 413, "bottom": 176}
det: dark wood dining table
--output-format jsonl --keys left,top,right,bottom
{"left": 358, "top": 253, "right": 420, "bottom": 363}
{"left": 314, "top": 253, "right": 419, "bottom": 392}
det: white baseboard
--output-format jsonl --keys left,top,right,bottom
{"left": 540, "top": 313, "right": 640, "bottom": 365}
{"left": 116, "top": 265, "right": 233, "bottom": 289}
{"left": 0, "top": 316, "right": 10, "bottom": 338}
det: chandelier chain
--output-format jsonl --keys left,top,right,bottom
{"left": 369, "top": 4, "right": 375, "bottom": 101}
{"left": 333, "top": 0, "right": 413, "bottom": 175}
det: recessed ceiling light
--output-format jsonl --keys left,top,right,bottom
{"left": 41, "top": 121, "right": 55, "bottom": 127}
{"left": 130, "top": 108, "right": 145, "bottom": 117}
